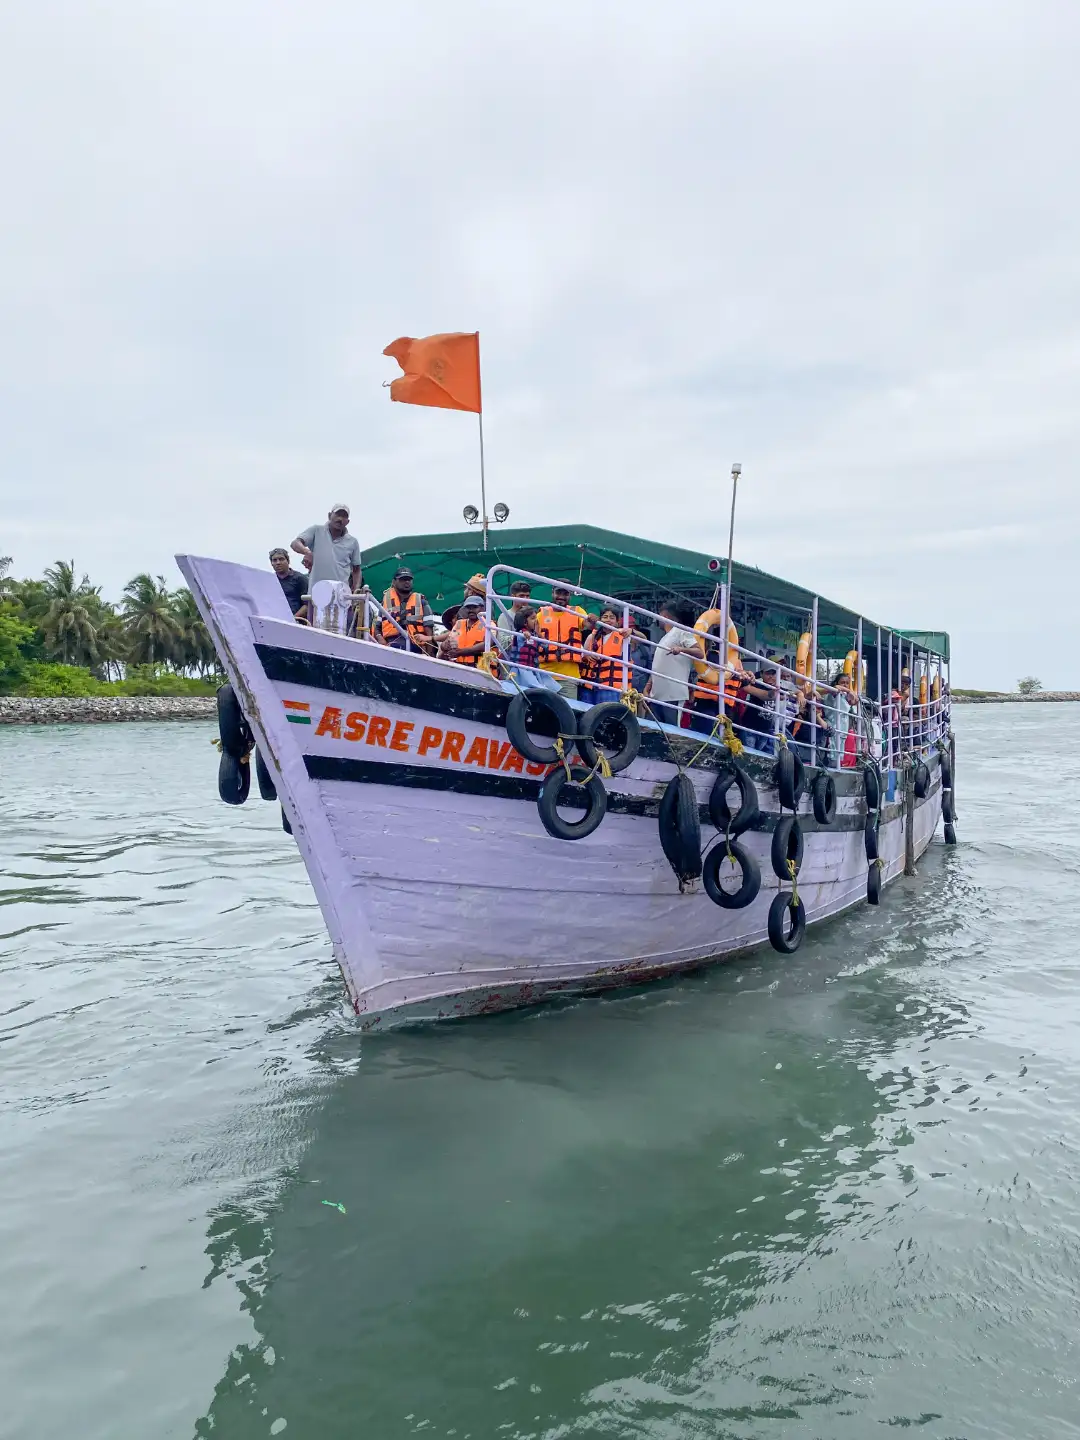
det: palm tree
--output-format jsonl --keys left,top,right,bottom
{"left": 171, "top": 588, "right": 216, "bottom": 676}
{"left": 90, "top": 601, "right": 127, "bottom": 681}
{"left": 121, "top": 573, "right": 181, "bottom": 667}
{"left": 41, "top": 560, "right": 101, "bottom": 667}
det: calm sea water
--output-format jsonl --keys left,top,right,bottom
{"left": 2, "top": 706, "right": 1080, "bottom": 1440}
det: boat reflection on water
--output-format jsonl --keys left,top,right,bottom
{"left": 194, "top": 850, "right": 976, "bottom": 1437}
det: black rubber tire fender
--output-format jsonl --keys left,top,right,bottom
{"left": 774, "top": 747, "right": 805, "bottom": 811}
{"left": 770, "top": 814, "right": 804, "bottom": 880}
{"left": 658, "top": 773, "right": 702, "bottom": 880}
{"left": 506, "top": 690, "right": 578, "bottom": 767}
{"left": 281, "top": 805, "right": 293, "bottom": 834}
{"left": 944, "top": 821, "right": 957, "bottom": 846}
{"left": 702, "top": 839, "right": 761, "bottom": 910}
{"left": 940, "top": 755, "right": 953, "bottom": 789}
{"left": 536, "top": 765, "right": 608, "bottom": 841}
{"left": 708, "top": 765, "right": 759, "bottom": 835}
{"left": 867, "top": 861, "right": 881, "bottom": 905}
{"left": 218, "top": 748, "right": 250, "bottom": 806}
{"left": 575, "top": 701, "right": 641, "bottom": 774}
{"left": 942, "top": 791, "right": 955, "bottom": 824}
{"left": 864, "top": 814, "right": 879, "bottom": 862}
{"left": 914, "top": 761, "right": 931, "bottom": 799}
{"left": 812, "top": 771, "right": 836, "bottom": 826}
{"left": 768, "top": 891, "right": 806, "bottom": 953}
{"left": 255, "top": 748, "right": 277, "bottom": 801}
{"left": 863, "top": 763, "right": 881, "bottom": 812}
{"left": 217, "top": 683, "right": 252, "bottom": 760}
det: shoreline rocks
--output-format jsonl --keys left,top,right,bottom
{"left": 0, "top": 696, "right": 217, "bottom": 725}
{"left": 952, "top": 692, "right": 1080, "bottom": 704}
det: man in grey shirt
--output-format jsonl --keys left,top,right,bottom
{"left": 291, "top": 504, "right": 362, "bottom": 592}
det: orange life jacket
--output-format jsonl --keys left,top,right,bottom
{"left": 537, "top": 606, "right": 582, "bottom": 668}
{"left": 591, "top": 630, "right": 627, "bottom": 691}
{"left": 693, "top": 672, "right": 740, "bottom": 707}
{"left": 450, "top": 616, "right": 487, "bottom": 666}
{"left": 381, "top": 587, "right": 429, "bottom": 644}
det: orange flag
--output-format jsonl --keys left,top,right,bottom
{"left": 382, "top": 332, "right": 482, "bottom": 413}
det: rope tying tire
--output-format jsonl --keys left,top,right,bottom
{"left": 217, "top": 748, "right": 250, "bottom": 806}
{"left": 659, "top": 773, "right": 702, "bottom": 882}
{"left": 702, "top": 839, "right": 761, "bottom": 909}
{"left": 708, "top": 765, "right": 759, "bottom": 836}
{"left": 254, "top": 748, "right": 277, "bottom": 801}
{"left": 536, "top": 765, "right": 608, "bottom": 841}
{"left": 770, "top": 814, "right": 804, "bottom": 880}
{"left": 506, "top": 690, "right": 578, "bottom": 767}
{"left": 811, "top": 771, "right": 836, "bottom": 825}
{"left": 774, "top": 746, "right": 805, "bottom": 811}
{"left": 575, "top": 701, "right": 641, "bottom": 775}
{"left": 768, "top": 890, "right": 806, "bottom": 953}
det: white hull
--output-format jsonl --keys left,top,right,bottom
{"left": 179, "top": 555, "right": 944, "bottom": 1026}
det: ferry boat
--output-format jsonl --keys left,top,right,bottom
{"left": 179, "top": 525, "right": 954, "bottom": 1027}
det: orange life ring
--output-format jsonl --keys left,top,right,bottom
{"left": 795, "top": 632, "right": 812, "bottom": 678}
{"left": 692, "top": 609, "right": 739, "bottom": 679}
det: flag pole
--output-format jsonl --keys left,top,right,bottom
{"left": 719, "top": 462, "right": 742, "bottom": 713}
{"left": 478, "top": 411, "right": 488, "bottom": 552}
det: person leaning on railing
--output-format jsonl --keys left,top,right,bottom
{"left": 536, "top": 583, "right": 588, "bottom": 701}
{"left": 642, "top": 600, "right": 705, "bottom": 728}
{"left": 438, "top": 596, "right": 490, "bottom": 667}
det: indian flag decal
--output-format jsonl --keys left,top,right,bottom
{"left": 283, "top": 699, "right": 311, "bottom": 725}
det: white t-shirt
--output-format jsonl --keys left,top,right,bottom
{"left": 296, "top": 523, "right": 361, "bottom": 591}
{"left": 649, "top": 626, "right": 702, "bottom": 704}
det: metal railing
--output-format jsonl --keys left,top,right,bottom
{"left": 300, "top": 566, "right": 949, "bottom": 771}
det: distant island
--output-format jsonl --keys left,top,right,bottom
{"left": 953, "top": 689, "right": 1080, "bottom": 703}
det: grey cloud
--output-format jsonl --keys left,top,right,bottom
{"left": 1, "top": 0, "right": 1077, "bottom": 686}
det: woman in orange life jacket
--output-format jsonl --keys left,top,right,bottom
{"left": 378, "top": 567, "right": 435, "bottom": 653}
{"left": 583, "top": 607, "right": 634, "bottom": 705}
{"left": 438, "top": 595, "right": 492, "bottom": 669}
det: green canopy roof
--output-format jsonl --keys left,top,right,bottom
{"left": 363, "top": 524, "right": 948, "bottom": 661}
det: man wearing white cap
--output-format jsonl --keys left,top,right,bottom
{"left": 291, "top": 504, "right": 362, "bottom": 593}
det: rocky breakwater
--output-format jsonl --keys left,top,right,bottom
{"left": 953, "top": 692, "right": 1080, "bottom": 704}
{"left": 0, "top": 696, "right": 217, "bottom": 725}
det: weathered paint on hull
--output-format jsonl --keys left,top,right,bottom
{"left": 177, "top": 554, "right": 944, "bottom": 1026}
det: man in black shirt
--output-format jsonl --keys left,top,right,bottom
{"left": 270, "top": 548, "right": 307, "bottom": 616}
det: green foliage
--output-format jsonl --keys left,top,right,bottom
{"left": 0, "top": 558, "right": 223, "bottom": 694}
{"left": 0, "top": 604, "right": 36, "bottom": 694}
{"left": 1017, "top": 676, "right": 1043, "bottom": 696}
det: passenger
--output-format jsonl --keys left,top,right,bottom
{"left": 507, "top": 608, "right": 559, "bottom": 691}
{"left": 378, "top": 567, "right": 435, "bottom": 652}
{"left": 438, "top": 595, "right": 490, "bottom": 667}
{"left": 688, "top": 622, "right": 746, "bottom": 736}
{"left": 441, "top": 573, "right": 488, "bottom": 631}
{"left": 832, "top": 672, "right": 858, "bottom": 767}
{"left": 740, "top": 659, "right": 781, "bottom": 754}
{"left": 495, "top": 580, "right": 532, "bottom": 653}
{"left": 291, "top": 504, "right": 362, "bottom": 594}
{"left": 789, "top": 684, "right": 831, "bottom": 766}
{"left": 536, "top": 584, "right": 588, "bottom": 700}
{"left": 628, "top": 621, "right": 651, "bottom": 694}
{"left": 643, "top": 600, "right": 705, "bottom": 728}
{"left": 269, "top": 547, "right": 308, "bottom": 617}
{"left": 584, "top": 607, "right": 633, "bottom": 705}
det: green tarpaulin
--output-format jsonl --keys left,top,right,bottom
{"left": 362, "top": 524, "right": 948, "bottom": 662}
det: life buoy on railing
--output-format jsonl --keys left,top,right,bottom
{"left": 931, "top": 675, "right": 941, "bottom": 702}
{"left": 842, "top": 650, "right": 867, "bottom": 695}
{"left": 795, "top": 632, "right": 812, "bottom": 679}
{"left": 692, "top": 609, "right": 739, "bottom": 681}
{"left": 919, "top": 675, "right": 928, "bottom": 708}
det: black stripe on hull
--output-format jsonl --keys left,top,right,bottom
{"left": 302, "top": 754, "right": 930, "bottom": 833}
{"left": 258, "top": 640, "right": 888, "bottom": 792}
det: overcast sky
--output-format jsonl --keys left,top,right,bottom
{"left": 2, "top": 1, "right": 1077, "bottom": 687}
